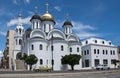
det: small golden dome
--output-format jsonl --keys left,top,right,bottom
{"left": 41, "top": 12, "right": 54, "bottom": 21}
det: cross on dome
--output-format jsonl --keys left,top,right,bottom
{"left": 45, "top": 3, "right": 49, "bottom": 13}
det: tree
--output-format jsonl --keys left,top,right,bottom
{"left": 112, "top": 59, "right": 119, "bottom": 68}
{"left": 61, "top": 54, "right": 81, "bottom": 70}
{"left": 22, "top": 54, "right": 38, "bottom": 70}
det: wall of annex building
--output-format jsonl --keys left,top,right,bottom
{"left": 90, "top": 45, "right": 118, "bottom": 68}
{"left": 82, "top": 45, "right": 92, "bottom": 68}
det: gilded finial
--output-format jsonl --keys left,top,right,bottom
{"left": 45, "top": 3, "right": 49, "bottom": 13}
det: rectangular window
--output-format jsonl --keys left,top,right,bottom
{"left": 106, "top": 50, "right": 108, "bottom": 54}
{"left": 77, "top": 47, "right": 79, "bottom": 52}
{"left": 84, "top": 50, "right": 86, "bottom": 55}
{"left": 70, "top": 47, "right": 72, "bottom": 52}
{"left": 94, "top": 49, "right": 96, "bottom": 54}
{"left": 61, "top": 45, "right": 64, "bottom": 51}
{"left": 31, "top": 44, "right": 34, "bottom": 50}
{"left": 103, "top": 50, "right": 105, "bottom": 54}
{"left": 87, "top": 50, "right": 89, "bottom": 54}
{"left": 51, "top": 45, "right": 54, "bottom": 51}
{"left": 113, "top": 51, "right": 115, "bottom": 55}
{"left": 103, "top": 59, "right": 108, "bottom": 64}
{"left": 97, "top": 49, "right": 99, "bottom": 54}
{"left": 110, "top": 50, "right": 112, "bottom": 55}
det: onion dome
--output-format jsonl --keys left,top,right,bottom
{"left": 41, "top": 12, "right": 55, "bottom": 24}
{"left": 63, "top": 20, "right": 73, "bottom": 27}
{"left": 41, "top": 3, "right": 55, "bottom": 24}
{"left": 30, "top": 14, "right": 41, "bottom": 21}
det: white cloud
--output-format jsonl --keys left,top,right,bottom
{"left": 13, "top": 0, "right": 17, "bottom": 4}
{"left": 7, "top": 16, "right": 31, "bottom": 27}
{"left": 54, "top": 6, "right": 61, "bottom": 12}
{"left": 0, "top": 31, "right": 6, "bottom": 36}
{"left": 24, "top": 0, "right": 30, "bottom": 4}
{"left": 0, "top": 51, "right": 3, "bottom": 57}
{"left": 56, "top": 20, "right": 100, "bottom": 39}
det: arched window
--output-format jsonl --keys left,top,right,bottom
{"left": 31, "top": 44, "right": 34, "bottom": 50}
{"left": 40, "top": 59, "right": 43, "bottom": 65}
{"left": 19, "top": 39, "right": 22, "bottom": 45}
{"left": 51, "top": 45, "right": 54, "bottom": 51}
{"left": 19, "top": 28, "right": 22, "bottom": 34}
{"left": 77, "top": 47, "right": 79, "bottom": 52}
{"left": 61, "top": 45, "right": 64, "bottom": 51}
{"left": 70, "top": 47, "right": 72, "bottom": 52}
{"left": 36, "top": 22, "right": 38, "bottom": 28}
{"left": 95, "top": 40, "right": 97, "bottom": 43}
{"left": 39, "top": 44, "right": 42, "bottom": 50}
{"left": 16, "top": 39, "right": 17, "bottom": 45}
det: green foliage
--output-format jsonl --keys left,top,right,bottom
{"left": 112, "top": 59, "right": 120, "bottom": 68}
{"left": 22, "top": 54, "right": 38, "bottom": 70}
{"left": 61, "top": 54, "right": 81, "bottom": 70}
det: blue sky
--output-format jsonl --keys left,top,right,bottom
{"left": 0, "top": 0, "right": 120, "bottom": 53}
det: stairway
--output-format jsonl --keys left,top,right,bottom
{"left": 15, "top": 59, "right": 26, "bottom": 70}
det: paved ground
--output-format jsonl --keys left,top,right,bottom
{"left": 0, "top": 69, "right": 120, "bottom": 78}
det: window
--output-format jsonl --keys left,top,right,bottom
{"left": 61, "top": 45, "right": 64, "bottom": 51}
{"left": 16, "top": 39, "right": 17, "bottom": 45}
{"left": 85, "top": 59, "right": 89, "bottom": 67}
{"left": 113, "top": 51, "right": 115, "bottom": 55}
{"left": 40, "top": 59, "right": 43, "bottom": 65}
{"left": 19, "top": 39, "right": 22, "bottom": 45}
{"left": 36, "top": 22, "right": 38, "bottom": 28}
{"left": 94, "top": 49, "right": 96, "bottom": 54}
{"left": 102, "top": 41, "right": 104, "bottom": 44}
{"left": 97, "top": 49, "right": 99, "bottom": 54}
{"left": 109, "top": 42, "right": 111, "bottom": 45}
{"left": 86, "top": 41, "right": 88, "bottom": 44}
{"left": 95, "top": 40, "right": 97, "bottom": 43}
{"left": 103, "top": 59, "right": 108, "bottom": 64}
{"left": 31, "top": 44, "right": 34, "bottom": 50}
{"left": 103, "top": 50, "right": 105, "bottom": 54}
{"left": 77, "top": 47, "right": 79, "bottom": 52}
{"left": 111, "top": 59, "right": 115, "bottom": 64}
{"left": 19, "top": 28, "right": 22, "bottom": 34}
{"left": 39, "top": 44, "right": 43, "bottom": 50}
{"left": 84, "top": 50, "right": 86, "bottom": 55}
{"left": 51, "top": 45, "right": 54, "bottom": 51}
{"left": 87, "top": 50, "right": 89, "bottom": 54}
{"left": 110, "top": 50, "right": 112, "bottom": 55}
{"left": 70, "top": 47, "right": 72, "bottom": 52}
{"left": 106, "top": 50, "right": 108, "bottom": 54}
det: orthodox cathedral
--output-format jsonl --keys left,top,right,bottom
{"left": 13, "top": 4, "right": 82, "bottom": 70}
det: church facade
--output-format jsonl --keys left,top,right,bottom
{"left": 13, "top": 6, "right": 82, "bottom": 70}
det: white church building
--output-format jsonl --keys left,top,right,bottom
{"left": 13, "top": 5, "right": 82, "bottom": 71}
{"left": 12, "top": 5, "right": 118, "bottom": 71}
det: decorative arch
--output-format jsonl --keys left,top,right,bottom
{"left": 48, "top": 29, "right": 66, "bottom": 40}
{"left": 67, "top": 34, "right": 80, "bottom": 42}
{"left": 16, "top": 52, "right": 22, "bottom": 60}
{"left": 30, "top": 29, "right": 46, "bottom": 39}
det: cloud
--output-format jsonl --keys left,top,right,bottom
{"left": 25, "top": 0, "right": 30, "bottom": 3}
{"left": 13, "top": 0, "right": 17, "bottom": 4}
{"left": 54, "top": 6, "right": 61, "bottom": 12}
{"left": 56, "top": 20, "right": 100, "bottom": 39}
{"left": 0, "top": 31, "right": 6, "bottom": 36}
{"left": 0, "top": 51, "right": 3, "bottom": 57}
{"left": 13, "top": 0, "right": 30, "bottom": 5}
{"left": 7, "top": 16, "right": 31, "bottom": 27}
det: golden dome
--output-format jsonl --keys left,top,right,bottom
{"left": 41, "top": 12, "right": 54, "bottom": 21}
